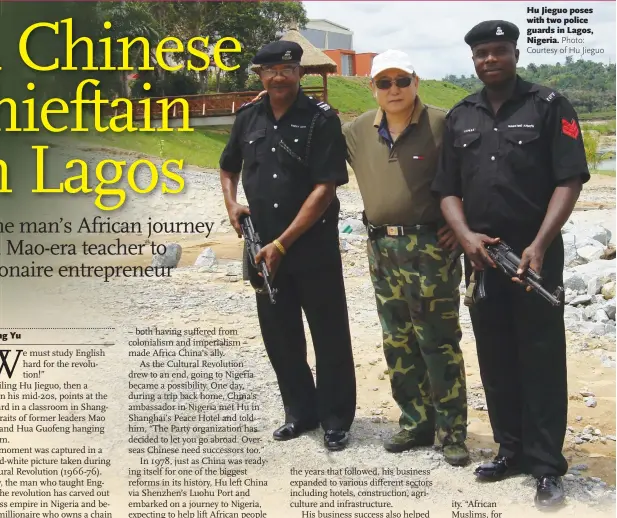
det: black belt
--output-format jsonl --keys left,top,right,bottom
{"left": 367, "top": 223, "right": 439, "bottom": 239}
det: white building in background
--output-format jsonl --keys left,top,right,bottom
{"left": 300, "top": 19, "right": 353, "bottom": 51}
{"left": 299, "top": 19, "right": 375, "bottom": 77}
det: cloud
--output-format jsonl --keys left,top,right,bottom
{"left": 352, "top": 3, "right": 384, "bottom": 15}
{"left": 303, "top": 1, "right": 616, "bottom": 79}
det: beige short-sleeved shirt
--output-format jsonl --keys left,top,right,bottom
{"left": 342, "top": 97, "right": 446, "bottom": 226}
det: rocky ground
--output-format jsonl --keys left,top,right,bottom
{"left": 13, "top": 141, "right": 616, "bottom": 517}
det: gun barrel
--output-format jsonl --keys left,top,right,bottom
{"left": 524, "top": 277, "right": 562, "bottom": 306}
{"left": 487, "top": 242, "right": 562, "bottom": 307}
{"left": 266, "top": 284, "right": 276, "bottom": 304}
{"left": 240, "top": 214, "right": 277, "bottom": 304}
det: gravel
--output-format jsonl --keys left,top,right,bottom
{"left": 31, "top": 145, "right": 617, "bottom": 515}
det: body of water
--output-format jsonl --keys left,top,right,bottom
{"left": 598, "top": 147, "right": 616, "bottom": 171}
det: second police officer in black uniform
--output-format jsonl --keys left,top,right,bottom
{"left": 219, "top": 40, "right": 356, "bottom": 451}
{"left": 432, "top": 21, "right": 590, "bottom": 508}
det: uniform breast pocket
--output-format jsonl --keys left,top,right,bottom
{"left": 242, "top": 129, "right": 267, "bottom": 168}
{"left": 502, "top": 130, "right": 541, "bottom": 172}
{"left": 453, "top": 132, "right": 482, "bottom": 177}
{"left": 277, "top": 134, "right": 309, "bottom": 171}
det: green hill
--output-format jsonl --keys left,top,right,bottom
{"left": 444, "top": 58, "right": 616, "bottom": 119}
{"left": 74, "top": 77, "right": 471, "bottom": 168}
{"left": 301, "top": 75, "right": 469, "bottom": 119}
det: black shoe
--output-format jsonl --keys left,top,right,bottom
{"left": 324, "top": 430, "right": 349, "bottom": 451}
{"left": 474, "top": 456, "right": 520, "bottom": 481}
{"left": 535, "top": 476, "right": 565, "bottom": 509}
{"left": 272, "top": 422, "right": 318, "bottom": 441}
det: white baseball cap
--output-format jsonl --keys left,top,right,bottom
{"left": 370, "top": 49, "right": 416, "bottom": 78}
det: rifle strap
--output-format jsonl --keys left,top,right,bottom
{"left": 305, "top": 112, "right": 319, "bottom": 160}
{"left": 278, "top": 139, "right": 306, "bottom": 166}
{"left": 464, "top": 271, "right": 476, "bottom": 307}
{"left": 276, "top": 112, "right": 320, "bottom": 168}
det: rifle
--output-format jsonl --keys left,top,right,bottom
{"left": 239, "top": 214, "right": 277, "bottom": 304}
{"left": 462, "top": 241, "right": 563, "bottom": 307}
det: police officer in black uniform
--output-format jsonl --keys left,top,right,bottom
{"left": 219, "top": 40, "right": 356, "bottom": 451}
{"left": 432, "top": 20, "right": 589, "bottom": 508}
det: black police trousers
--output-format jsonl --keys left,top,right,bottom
{"left": 255, "top": 259, "right": 356, "bottom": 432}
{"left": 467, "top": 236, "right": 568, "bottom": 478}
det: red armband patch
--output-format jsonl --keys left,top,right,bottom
{"left": 561, "top": 118, "right": 579, "bottom": 139}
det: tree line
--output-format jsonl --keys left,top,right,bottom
{"left": 443, "top": 57, "right": 616, "bottom": 115}
{"left": 0, "top": 0, "right": 307, "bottom": 110}
{"left": 101, "top": 1, "right": 308, "bottom": 97}
{"left": 3, "top": 2, "right": 613, "bottom": 117}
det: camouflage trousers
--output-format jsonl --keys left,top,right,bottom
{"left": 367, "top": 229, "right": 467, "bottom": 445}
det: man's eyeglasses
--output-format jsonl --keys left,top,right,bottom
{"left": 375, "top": 76, "right": 413, "bottom": 90}
{"left": 260, "top": 65, "right": 299, "bottom": 78}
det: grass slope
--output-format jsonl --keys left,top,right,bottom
{"left": 65, "top": 78, "right": 481, "bottom": 168}
{"left": 301, "top": 75, "right": 469, "bottom": 118}
{"left": 76, "top": 124, "right": 231, "bottom": 170}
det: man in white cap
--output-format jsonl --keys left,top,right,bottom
{"left": 342, "top": 49, "right": 469, "bottom": 466}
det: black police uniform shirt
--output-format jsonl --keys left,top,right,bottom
{"left": 432, "top": 76, "right": 590, "bottom": 242}
{"left": 219, "top": 89, "right": 349, "bottom": 273}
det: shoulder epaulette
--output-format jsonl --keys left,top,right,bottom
{"left": 533, "top": 84, "right": 561, "bottom": 103}
{"left": 308, "top": 96, "right": 337, "bottom": 118}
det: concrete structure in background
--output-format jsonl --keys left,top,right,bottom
{"left": 300, "top": 19, "right": 377, "bottom": 77}
{"left": 301, "top": 19, "right": 353, "bottom": 50}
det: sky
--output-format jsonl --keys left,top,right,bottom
{"left": 303, "top": 1, "right": 616, "bottom": 79}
